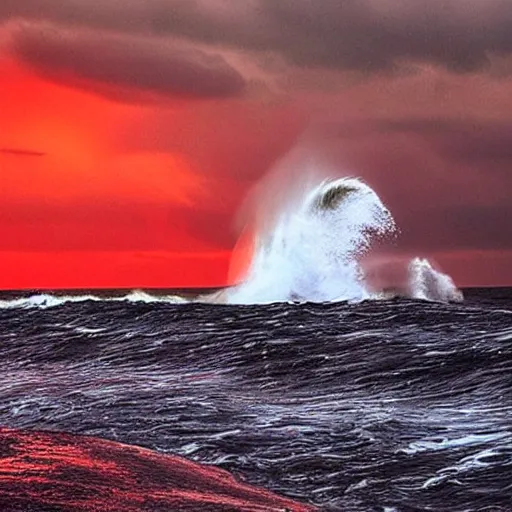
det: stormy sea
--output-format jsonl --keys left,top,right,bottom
{"left": 1, "top": 178, "right": 511, "bottom": 511}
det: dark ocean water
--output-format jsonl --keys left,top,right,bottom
{"left": 0, "top": 288, "right": 511, "bottom": 511}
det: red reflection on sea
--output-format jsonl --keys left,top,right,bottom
{"left": 0, "top": 427, "right": 316, "bottom": 511}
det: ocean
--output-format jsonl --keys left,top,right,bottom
{"left": 0, "top": 287, "right": 511, "bottom": 511}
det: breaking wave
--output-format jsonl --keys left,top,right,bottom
{"left": 225, "top": 175, "right": 462, "bottom": 304}
{"left": 227, "top": 177, "right": 396, "bottom": 304}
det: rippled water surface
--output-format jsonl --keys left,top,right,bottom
{"left": 1, "top": 288, "right": 511, "bottom": 511}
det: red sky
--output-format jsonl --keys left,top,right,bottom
{"left": 1, "top": 1, "right": 511, "bottom": 289}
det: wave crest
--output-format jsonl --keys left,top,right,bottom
{"left": 226, "top": 177, "right": 396, "bottom": 304}
{"left": 0, "top": 291, "right": 187, "bottom": 310}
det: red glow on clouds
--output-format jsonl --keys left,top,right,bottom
{"left": 0, "top": 59, "right": 232, "bottom": 288}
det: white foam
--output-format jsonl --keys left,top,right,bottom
{"left": 0, "top": 294, "right": 101, "bottom": 310}
{"left": 120, "top": 290, "right": 187, "bottom": 304}
{"left": 422, "top": 444, "right": 512, "bottom": 488}
{"left": 227, "top": 177, "right": 396, "bottom": 304}
{"left": 401, "top": 432, "right": 507, "bottom": 455}
{"left": 0, "top": 291, "right": 188, "bottom": 310}
{"left": 408, "top": 257, "right": 463, "bottom": 302}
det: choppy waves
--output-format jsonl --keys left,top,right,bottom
{"left": 1, "top": 291, "right": 511, "bottom": 510}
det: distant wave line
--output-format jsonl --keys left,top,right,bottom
{"left": 0, "top": 148, "right": 46, "bottom": 157}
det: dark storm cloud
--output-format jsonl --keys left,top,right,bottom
{"left": 0, "top": 1, "right": 237, "bottom": 39}
{"left": 327, "top": 118, "right": 512, "bottom": 174}
{"left": 10, "top": 25, "right": 246, "bottom": 101}
{"left": 319, "top": 117, "right": 512, "bottom": 254}
{"left": 260, "top": 0, "right": 512, "bottom": 72}
{"left": 0, "top": 0, "right": 172, "bottom": 33}
{"left": 375, "top": 119, "right": 512, "bottom": 168}
{"left": 395, "top": 204, "right": 512, "bottom": 253}
{"left": 3, "top": 0, "right": 512, "bottom": 73}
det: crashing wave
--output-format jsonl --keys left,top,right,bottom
{"left": 223, "top": 169, "right": 463, "bottom": 304}
{"left": 226, "top": 177, "right": 396, "bottom": 304}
